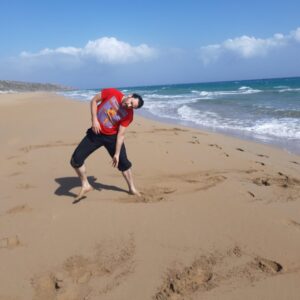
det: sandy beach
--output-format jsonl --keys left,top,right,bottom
{"left": 0, "top": 92, "right": 300, "bottom": 300}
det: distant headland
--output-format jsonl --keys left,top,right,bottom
{"left": 0, "top": 80, "right": 73, "bottom": 92}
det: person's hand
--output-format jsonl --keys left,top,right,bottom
{"left": 112, "top": 154, "right": 119, "bottom": 168}
{"left": 92, "top": 119, "right": 101, "bottom": 134}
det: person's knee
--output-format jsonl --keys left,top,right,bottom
{"left": 70, "top": 155, "right": 83, "bottom": 169}
{"left": 118, "top": 160, "right": 132, "bottom": 172}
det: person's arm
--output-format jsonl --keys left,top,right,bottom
{"left": 90, "top": 93, "right": 102, "bottom": 134}
{"left": 112, "top": 125, "right": 127, "bottom": 168}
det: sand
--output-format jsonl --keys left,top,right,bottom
{"left": 0, "top": 92, "right": 299, "bottom": 300}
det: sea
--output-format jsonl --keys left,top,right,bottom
{"left": 59, "top": 77, "right": 300, "bottom": 154}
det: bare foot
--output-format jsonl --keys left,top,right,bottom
{"left": 129, "top": 188, "right": 141, "bottom": 197}
{"left": 75, "top": 185, "right": 94, "bottom": 200}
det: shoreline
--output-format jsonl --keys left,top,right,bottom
{"left": 58, "top": 92, "right": 300, "bottom": 156}
{"left": 1, "top": 91, "right": 299, "bottom": 158}
{"left": 137, "top": 110, "right": 300, "bottom": 156}
{"left": 1, "top": 92, "right": 300, "bottom": 299}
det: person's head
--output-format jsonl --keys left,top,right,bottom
{"left": 121, "top": 93, "right": 144, "bottom": 109}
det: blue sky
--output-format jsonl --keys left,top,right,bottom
{"left": 1, "top": 0, "right": 300, "bottom": 88}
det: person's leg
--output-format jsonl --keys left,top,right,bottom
{"left": 73, "top": 163, "right": 94, "bottom": 199}
{"left": 70, "top": 129, "right": 103, "bottom": 199}
{"left": 103, "top": 135, "right": 140, "bottom": 196}
{"left": 122, "top": 168, "right": 140, "bottom": 196}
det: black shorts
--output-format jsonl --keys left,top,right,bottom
{"left": 70, "top": 128, "right": 132, "bottom": 172}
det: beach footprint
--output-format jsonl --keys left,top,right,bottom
{"left": 16, "top": 183, "right": 35, "bottom": 190}
{"left": 6, "top": 204, "right": 32, "bottom": 215}
{"left": 0, "top": 236, "right": 21, "bottom": 250}
{"left": 154, "top": 246, "right": 284, "bottom": 299}
{"left": 209, "top": 143, "right": 222, "bottom": 150}
{"left": 252, "top": 173, "right": 300, "bottom": 188}
{"left": 31, "top": 236, "right": 135, "bottom": 299}
{"left": 250, "top": 172, "right": 300, "bottom": 202}
{"left": 155, "top": 260, "right": 213, "bottom": 300}
{"left": 283, "top": 219, "right": 300, "bottom": 231}
{"left": 257, "top": 153, "right": 269, "bottom": 158}
{"left": 253, "top": 257, "right": 283, "bottom": 274}
{"left": 20, "top": 141, "right": 77, "bottom": 153}
{"left": 17, "top": 161, "right": 27, "bottom": 166}
{"left": 189, "top": 136, "right": 200, "bottom": 144}
{"left": 120, "top": 187, "right": 177, "bottom": 203}
{"left": 185, "top": 174, "right": 227, "bottom": 192}
{"left": 8, "top": 172, "right": 23, "bottom": 177}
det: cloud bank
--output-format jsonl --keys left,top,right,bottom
{"left": 2, "top": 27, "right": 299, "bottom": 87}
{"left": 199, "top": 27, "right": 300, "bottom": 64}
{"left": 20, "top": 37, "right": 157, "bottom": 64}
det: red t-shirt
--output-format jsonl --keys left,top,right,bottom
{"left": 96, "top": 88, "right": 133, "bottom": 135}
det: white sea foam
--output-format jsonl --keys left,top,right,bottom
{"left": 279, "top": 88, "right": 300, "bottom": 93}
{"left": 246, "top": 119, "right": 300, "bottom": 139}
{"left": 0, "top": 90, "right": 18, "bottom": 94}
{"left": 177, "top": 105, "right": 300, "bottom": 140}
{"left": 242, "top": 89, "right": 262, "bottom": 94}
{"left": 191, "top": 88, "right": 261, "bottom": 97}
{"left": 191, "top": 90, "right": 210, "bottom": 97}
{"left": 177, "top": 105, "right": 222, "bottom": 127}
{"left": 144, "top": 101, "right": 180, "bottom": 120}
{"left": 144, "top": 96, "right": 199, "bottom": 108}
{"left": 59, "top": 90, "right": 97, "bottom": 101}
{"left": 145, "top": 93, "right": 191, "bottom": 99}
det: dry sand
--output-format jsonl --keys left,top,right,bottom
{"left": 0, "top": 92, "right": 300, "bottom": 300}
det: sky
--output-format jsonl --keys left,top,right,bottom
{"left": 1, "top": 0, "right": 300, "bottom": 88}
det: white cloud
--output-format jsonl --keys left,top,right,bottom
{"left": 199, "top": 27, "right": 300, "bottom": 64}
{"left": 20, "top": 37, "right": 157, "bottom": 64}
{"left": 83, "top": 37, "right": 155, "bottom": 63}
{"left": 21, "top": 46, "right": 81, "bottom": 57}
{"left": 199, "top": 44, "right": 222, "bottom": 65}
{"left": 290, "top": 27, "right": 300, "bottom": 42}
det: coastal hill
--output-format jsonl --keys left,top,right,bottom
{"left": 0, "top": 80, "right": 73, "bottom": 92}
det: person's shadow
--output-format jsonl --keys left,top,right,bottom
{"left": 54, "top": 176, "right": 128, "bottom": 204}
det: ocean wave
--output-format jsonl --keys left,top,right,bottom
{"left": 241, "top": 89, "right": 262, "bottom": 94}
{"left": 274, "top": 85, "right": 289, "bottom": 89}
{"left": 247, "top": 119, "right": 300, "bottom": 139}
{"left": 191, "top": 88, "right": 261, "bottom": 97}
{"left": 0, "top": 90, "right": 18, "bottom": 94}
{"left": 176, "top": 105, "right": 300, "bottom": 140}
{"left": 191, "top": 90, "right": 210, "bottom": 97}
{"left": 144, "top": 93, "right": 191, "bottom": 99}
{"left": 144, "top": 98, "right": 201, "bottom": 119}
{"left": 177, "top": 105, "right": 221, "bottom": 127}
{"left": 59, "top": 90, "right": 97, "bottom": 101}
{"left": 279, "top": 88, "right": 300, "bottom": 93}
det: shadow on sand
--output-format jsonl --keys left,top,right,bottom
{"left": 54, "top": 176, "right": 128, "bottom": 204}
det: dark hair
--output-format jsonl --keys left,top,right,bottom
{"left": 132, "top": 93, "right": 144, "bottom": 109}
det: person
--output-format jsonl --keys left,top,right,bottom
{"left": 70, "top": 88, "right": 144, "bottom": 200}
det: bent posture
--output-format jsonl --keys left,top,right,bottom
{"left": 70, "top": 88, "right": 144, "bottom": 199}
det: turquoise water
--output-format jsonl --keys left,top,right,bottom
{"left": 60, "top": 77, "right": 300, "bottom": 154}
